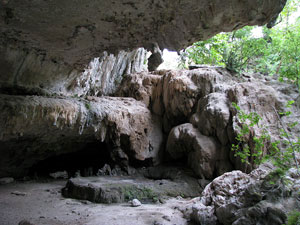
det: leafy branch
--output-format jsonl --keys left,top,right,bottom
{"left": 231, "top": 101, "right": 300, "bottom": 174}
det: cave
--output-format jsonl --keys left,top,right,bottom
{"left": 28, "top": 142, "right": 111, "bottom": 178}
{"left": 1, "top": 0, "right": 299, "bottom": 225}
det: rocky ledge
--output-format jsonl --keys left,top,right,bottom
{"left": 1, "top": 67, "right": 299, "bottom": 180}
{"left": 62, "top": 166, "right": 202, "bottom": 204}
{"left": 0, "top": 95, "right": 162, "bottom": 177}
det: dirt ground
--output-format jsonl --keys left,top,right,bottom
{"left": 0, "top": 179, "right": 195, "bottom": 225}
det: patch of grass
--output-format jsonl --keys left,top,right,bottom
{"left": 286, "top": 210, "right": 300, "bottom": 225}
{"left": 122, "top": 186, "right": 159, "bottom": 202}
{"left": 85, "top": 102, "right": 91, "bottom": 110}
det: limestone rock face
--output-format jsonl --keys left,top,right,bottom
{"left": 0, "top": 47, "right": 147, "bottom": 97}
{"left": 119, "top": 68, "right": 300, "bottom": 178}
{"left": 191, "top": 92, "right": 231, "bottom": 146}
{"left": 2, "top": 65, "right": 299, "bottom": 179}
{"left": 116, "top": 72, "right": 162, "bottom": 108}
{"left": 0, "top": 0, "right": 286, "bottom": 68}
{"left": 0, "top": 0, "right": 294, "bottom": 187}
{"left": 227, "top": 81, "right": 289, "bottom": 171}
{"left": 118, "top": 68, "right": 236, "bottom": 132}
{"left": 166, "top": 123, "right": 219, "bottom": 179}
{"left": 185, "top": 165, "right": 300, "bottom": 225}
{"left": 0, "top": 95, "right": 162, "bottom": 177}
{"left": 0, "top": 0, "right": 286, "bottom": 101}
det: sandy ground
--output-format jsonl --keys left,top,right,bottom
{"left": 0, "top": 180, "right": 195, "bottom": 225}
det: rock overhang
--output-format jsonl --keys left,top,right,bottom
{"left": 0, "top": 0, "right": 287, "bottom": 69}
{"left": 0, "top": 0, "right": 292, "bottom": 178}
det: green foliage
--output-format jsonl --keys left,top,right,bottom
{"left": 123, "top": 186, "right": 158, "bottom": 202}
{"left": 286, "top": 210, "right": 300, "bottom": 225}
{"left": 231, "top": 102, "right": 300, "bottom": 173}
{"left": 182, "top": 0, "right": 300, "bottom": 88}
{"left": 231, "top": 102, "right": 269, "bottom": 166}
{"left": 85, "top": 102, "right": 91, "bottom": 110}
{"left": 263, "top": 167, "right": 286, "bottom": 185}
{"left": 265, "top": 14, "right": 300, "bottom": 89}
{"left": 182, "top": 27, "right": 267, "bottom": 73}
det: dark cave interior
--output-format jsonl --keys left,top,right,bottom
{"left": 28, "top": 142, "right": 112, "bottom": 178}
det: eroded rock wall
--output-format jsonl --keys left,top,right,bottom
{"left": 0, "top": 46, "right": 147, "bottom": 97}
{"left": 1, "top": 64, "right": 299, "bottom": 179}
{"left": 0, "top": 0, "right": 291, "bottom": 178}
{"left": 117, "top": 68, "right": 300, "bottom": 178}
{"left": 0, "top": 95, "right": 162, "bottom": 177}
{"left": 0, "top": 0, "right": 286, "bottom": 96}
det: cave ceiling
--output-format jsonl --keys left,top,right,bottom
{"left": 0, "top": 0, "right": 286, "bottom": 69}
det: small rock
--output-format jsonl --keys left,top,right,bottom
{"left": 49, "top": 171, "right": 68, "bottom": 179}
{"left": 0, "top": 177, "right": 14, "bottom": 184}
{"left": 11, "top": 191, "right": 27, "bottom": 196}
{"left": 18, "top": 220, "right": 34, "bottom": 225}
{"left": 153, "top": 221, "right": 163, "bottom": 225}
{"left": 131, "top": 199, "right": 142, "bottom": 207}
{"left": 159, "top": 198, "right": 166, "bottom": 204}
{"left": 65, "top": 200, "right": 81, "bottom": 205}
{"left": 162, "top": 215, "right": 171, "bottom": 221}
{"left": 288, "top": 168, "right": 300, "bottom": 178}
{"left": 80, "top": 200, "right": 91, "bottom": 205}
{"left": 74, "top": 170, "right": 81, "bottom": 177}
{"left": 97, "top": 164, "right": 112, "bottom": 176}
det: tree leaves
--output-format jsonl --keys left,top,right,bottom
{"left": 182, "top": 0, "right": 300, "bottom": 88}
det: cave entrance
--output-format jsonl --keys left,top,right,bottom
{"left": 29, "top": 142, "right": 112, "bottom": 178}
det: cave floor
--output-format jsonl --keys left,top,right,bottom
{"left": 0, "top": 179, "right": 195, "bottom": 225}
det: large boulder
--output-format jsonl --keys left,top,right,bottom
{"left": 62, "top": 166, "right": 202, "bottom": 204}
{"left": 185, "top": 165, "right": 300, "bottom": 225}
{"left": 191, "top": 92, "right": 231, "bottom": 146}
{"left": 166, "top": 123, "right": 227, "bottom": 179}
